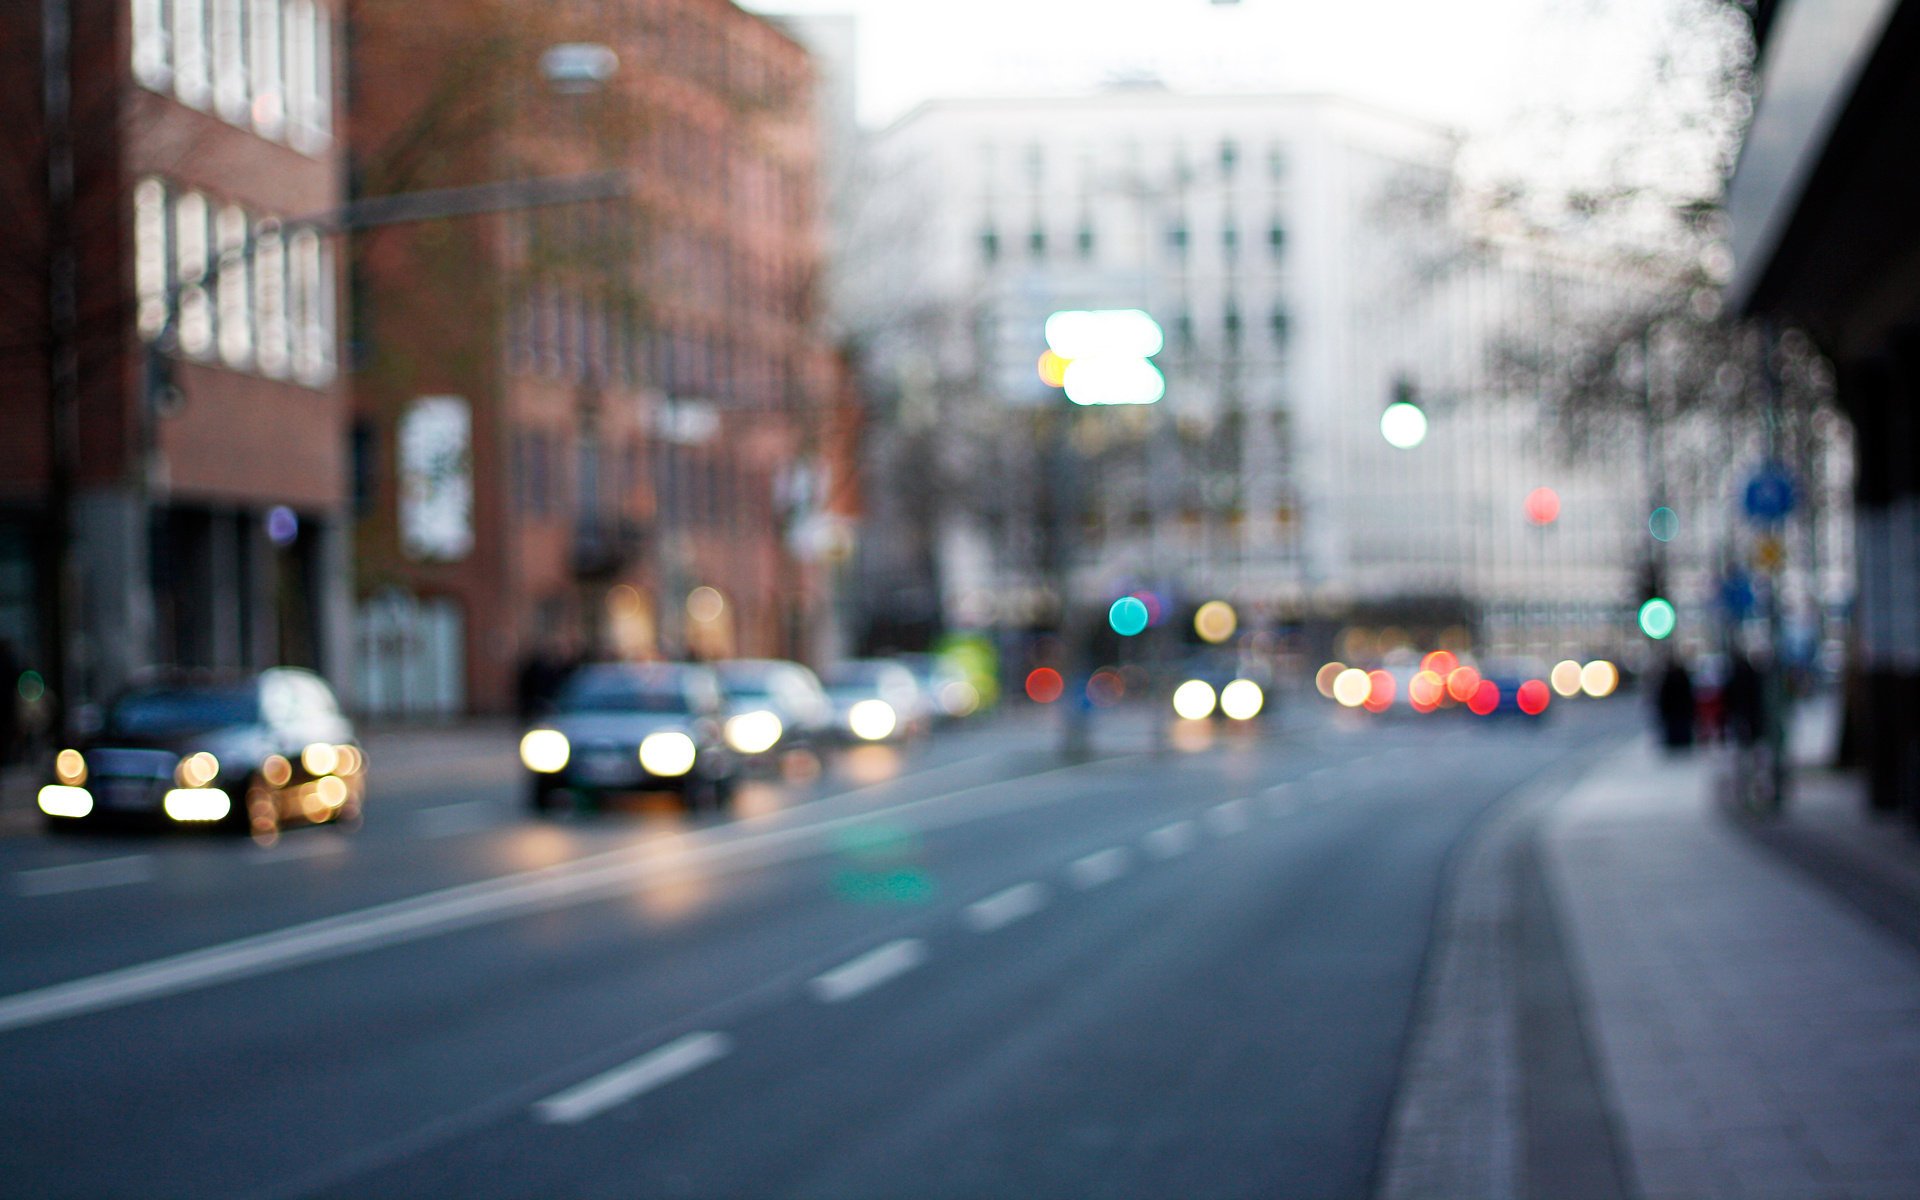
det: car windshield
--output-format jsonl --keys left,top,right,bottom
{"left": 106, "top": 687, "right": 259, "bottom": 735}
{"left": 555, "top": 670, "right": 692, "bottom": 714}
{"left": 821, "top": 663, "right": 887, "bottom": 690}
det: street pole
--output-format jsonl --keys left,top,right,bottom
{"left": 42, "top": 0, "right": 80, "bottom": 734}
{"left": 1758, "top": 320, "right": 1791, "bottom": 811}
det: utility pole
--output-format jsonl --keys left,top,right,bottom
{"left": 42, "top": 0, "right": 80, "bottom": 735}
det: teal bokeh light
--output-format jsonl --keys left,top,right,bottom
{"left": 1638, "top": 597, "right": 1677, "bottom": 640}
{"left": 1108, "top": 596, "right": 1150, "bottom": 637}
{"left": 1649, "top": 506, "right": 1679, "bottom": 542}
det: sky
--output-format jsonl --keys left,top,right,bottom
{"left": 738, "top": 0, "right": 1737, "bottom": 200}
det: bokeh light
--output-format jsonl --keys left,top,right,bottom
{"left": 1420, "top": 650, "right": 1458, "bottom": 677}
{"left": 1108, "top": 595, "right": 1150, "bottom": 637}
{"left": 847, "top": 699, "right": 898, "bottom": 742}
{"left": 1332, "top": 667, "right": 1371, "bottom": 708}
{"left": 1649, "top": 506, "right": 1679, "bottom": 542}
{"left": 1316, "top": 661, "right": 1347, "bottom": 699}
{"left": 1524, "top": 487, "right": 1562, "bottom": 526}
{"left": 1638, "top": 597, "right": 1677, "bottom": 639}
{"left": 1363, "top": 669, "right": 1396, "bottom": 713}
{"left": 686, "top": 586, "right": 726, "bottom": 623}
{"left": 1087, "top": 669, "right": 1125, "bottom": 707}
{"left": 1446, "top": 665, "right": 1481, "bottom": 703}
{"left": 1549, "top": 659, "right": 1583, "bottom": 697}
{"left": 267, "top": 505, "right": 299, "bottom": 546}
{"left": 1468, "top": 680, "right": 1501, "bottom": 715}
{"left": 1517, "top": 679, "right": 1551, "bottom": 715}
{"left": 1172, "top": 679, "right": 1218, "bottom": 720}
{"left": 1409, "top": 670, "right": 1444, "bottom": 709}
{"left": 1219, "top": 678, "right": 1264, "bottom": 720}
{"left": 1194, "top": 600, "right": 1238, "bottom": 644}
{"left": 55, "top": 748, "right": 86, "bottom": 786}
{"left": 1380, "top": 401, "right": 1428, "bottom": 449}
{"left": 1025, "top": 667, "right": 1065, "bottom": 704}
{"left": 1037, "top": 348, "right": 1070, "bottom": 388}
{"left": 1580, "top": 660, "right": 1619, "bottom": 698}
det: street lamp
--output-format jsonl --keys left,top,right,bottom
{"left": 1380, "top": 377, "right": 1427, "bottom": 449}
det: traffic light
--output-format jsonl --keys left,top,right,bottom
{"left": 1635, "top": 562, "right": 1674, "bottom": 639}
{"left": 1380, "top": 376, "right": 1426, "bottom": 449}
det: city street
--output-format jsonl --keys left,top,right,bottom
{"left": 0, "top": 706, "right": 1627, "bottom": 1199}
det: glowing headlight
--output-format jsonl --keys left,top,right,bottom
{"left": 38, "top": 785, "right": 93, "bottom": 818}
{"left": 639, "top": 731, "right": 697, "bottom": 777}
{"left": 176, "top": 751, "right": 220, "bottom": 788}
{"left": 938, "top": 680, "right": 980, "bottom": 717}
{"left": 301, "top": 742, "right": 340, "bottom": 776}
{"left": 848, "top": 699, "right": 897, "bottom": 741}
{"left": 724, "top": 710, "right": 783, "bottom": 754}
{"left": 519, "top": 729, "right": 571, "bottom": 773}
{"left": 1220, "top": 679, "right": 1264, "bottom": 721}
{"left": 55, "top": 748, "right": 87, "bottom": 785}
{"left": 1172, "top": 679, "right": 1218, "bottom": 721}
{"left": 164, "top": 788, "right": 231, "bottom": 822}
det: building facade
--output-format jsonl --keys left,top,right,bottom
{"left": 348, "top": 0, "right": 838, "bottom": 716}
{"left": 0, "top": 0, "right": 350, "bottom": 724}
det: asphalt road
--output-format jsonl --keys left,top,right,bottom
{"left": 0, "top": 701, "right": 1634, "bottom": 1199}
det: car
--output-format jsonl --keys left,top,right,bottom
{"left": 1168, "top": 651, "right": 1274, "bottom": 724}
{"left": 519, "top": 662, "right": 739, "bottom": 813}
{"left": 38, "top": 668, "right": 366, "bottom": 836}
{"left": 712, "top": 658, "right": 834, "bottom": 762}
{"left": 894, "top": 652, "right": 982, "bottom": 721}
{"left": 1475, "top": 656, "right": 1555, "bottom": 718}
{"left": 820, "top": 659, "right": 930, "bottom": 743}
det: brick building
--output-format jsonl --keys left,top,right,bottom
{"left": 347, "top": 0, "right": 840, "bottom": 716}
{"left": 0, "top": 0, "right": 350, "bottom": 722}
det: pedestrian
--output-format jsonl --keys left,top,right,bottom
{"left": 1656, "top": 652, "right": 1695, "bottom": 750}
{"left": 1724, "top": 649, "right": 1765, "bottom": 750}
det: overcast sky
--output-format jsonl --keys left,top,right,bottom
{"left": 739, "top": 0, "right": 1733, "bottom": 197}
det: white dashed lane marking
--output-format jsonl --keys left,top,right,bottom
{"left": 14, "top": 855, "right": 156, "bottom": 897}
{"left": 531, "top": 1031, "right": 733, "bottom": 1124}
{"left": 809, "top": 938, "right": 928, "bottom": 1003}
{"left": 962, "top": 882, "right": 1049, "bottom": 933}
{"left": 1142, "top": 820, "right": 1198, "bottom": 859}
{"left": 1205, "top": 799, "right": 1251, "bottom": 835}
{"left": 1067, "top": 847, "right": 1131, "bottom": 890}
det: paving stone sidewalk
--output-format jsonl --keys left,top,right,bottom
{"left": 1382, "top": 730, "right": 1920, "bottom": 1200}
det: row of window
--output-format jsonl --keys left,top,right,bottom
{"left": 132, "top": 0, "right": 333, "bottom": 154}
{"left": 991, "top": 138, "right": 1288, "bottom": 189}
{"left": 506, "top": 288, "right": 788, "bottom": 408}
{"left": 510, "top": 428, "right": 752, "bottom": 534}
{"left": 134, "top": 178, "right": 337, "bottom": 386}
{"left": 982, "top": 219, "right": 1286, "bottom": 266}
{"left": 1165, "top": 304, "right": 1291, "bottom": 353}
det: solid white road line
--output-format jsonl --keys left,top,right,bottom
{"left": 0, "top": 751, "right": 1139, "bottom": 1036}
{"left": 962, "top": 882, "right": 1049, "bottom": 933}
{"left": 531, "top": 1031, "right": 733, "bottom": 1125}
{"left": 809, "top": 938, "right": 927, "bottom": 1003}
{"left": 1143, "top": 820, "right": 1197, "bottom": 859}
{"left": 1205, "top": 799, "right": 1250, "bottom": 835}
{"left": 15, "top": 855, "right": 156, "bottom": 897}
{"left": 1067, "top": 847, "right": 1131, "bottom": 890}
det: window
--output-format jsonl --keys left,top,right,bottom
{"left": 287, "top": 226, "right": 333, "bottom": 384}
{"left": 980, "top": 227, "right": 999, "bottom": 264}
{"left": 134, "top": 179, "right": 171, "bottom": 339}
{"left": 1267, "top": 144, "right": 1287, "bottom": 180}
{"left": 1219, "top": 139, "right": 1238, "bottom": 176}
{"left": 253, "top": 221, "right": 289, "bottom": 377}
{"left": 1076, "top": 224, "right": 1095, "bottom": 259}
{"left": 1268, "top": 222, "right": 1286, "bottom": 260}
{"left": 132, "top": 0, "right": 173, "bottom": 88}
{"left": 1174, "top": 311, "right": 1194, "bottom": 351}
{"left": 1269, "top": 305, "right": 1291, "bottom": 347}
{"left": 1222, "top": 223, "right": 1239, "bottom": 254}
{"left": 212, "top": 0, "right": 247, "bottom": 120}
{"left": 172, "top": 0, "right": 210, "bottom": 107}
{"left": 1028, "top": 227, "right": 1047, "bottom": 259}
{"left": 173, "top": 191, "right": 213, "bottom": 358}
{"left": 1167, "top": 222, "right": 1189, "bottom": 256}
{"left": 216, "top": 205, "right": 253, "bottom": 367}
{"left": 350, "top": 420, "right": 376, "bottom": 517}
{"left": 248, "top": 0, "right": 284, "bottom": 134}
{"left": 1224, "top": 303, "right": 1242, "bottom": 350}
{"left": 285, "top": 0, "right": 331, "bottom": 152}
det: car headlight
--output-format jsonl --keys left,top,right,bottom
{"left": 639, "top": 731, "right": 697, "bottom": 777}
{"left": 38, "top": 785, "right": 93, "bottom": 818}
{"left": 1171, "top": 679, "right": 1217, "bottom": 721}
{"left": 520, "top": 729, "right": 571, "bottom": 773}
{"left": 301, "top": 742, "right": 340, "bottom": 776}
{"left": 55, "top": 748, "right": 87, "bottom": 785}
{"left": 724, "top": 710, "right": 783, "bottom": 754}
{"left": 1219, "top": 679, "right": 1264, "bottom": 721}
{"left": 848, "top": 699, "right": 897, "bottom": 741}
{"left": 163, "top": 788, "right": 231, "bottom": 822}
{"left": 175, "top": 751, "right": 220, "bottom": 788}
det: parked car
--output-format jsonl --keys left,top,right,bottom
{"left": 38, "top": 668, "right": 366, "bottom": 836}
{"left": 820, "top": 660, "right": 930, "bottom": 743}
{"left": 519, "top": 663, "right": 738, "bottom": 813}
{"left": 712, "top": 658, "right": 834, "bottom": 762}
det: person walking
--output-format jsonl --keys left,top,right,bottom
{"left": 1656, "top": 652, "right": 1696, "bottom": 750}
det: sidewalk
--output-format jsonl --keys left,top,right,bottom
{"left": 1382, "top": 728, "right": 1920, "bottom": 1200}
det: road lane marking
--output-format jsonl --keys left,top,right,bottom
{"left": 1067, "top": 847, "right": 1130, "bottom": 889}
{"left": 1143, "top": 820, "right": 1197, "bottom": 859}
{"left": 247, "top": 837, "right": 350, "bottom": 865}
{"left": 1205, "top": 799, "right": 1250, "bottom": 835}
{"left": 809, "top": 938, "right": 927, "bottom": 1003}
{"left": 413, "top": 800, "right": 498, "bottom": 839}
{"left": 15, "top": 856, "right": 156, "bottom": 897}
{"left": 531, "top": 1032, "right": 732, "bottom": 1125}
{"left": 0, "top": 751, "right": 1142, "bottom": 1035}
{"left": 1264, "top": 783, "right": 1299, "bottom": 813}
{"left": 962, "top": 882, "right": 1048, "bottom": 933}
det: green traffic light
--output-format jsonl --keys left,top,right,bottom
{"left": 1638, "top": 597, "right": 1677, "bottom": 640}
{"left": 1108, "top": 596, "right": 1149, "bottom": 637}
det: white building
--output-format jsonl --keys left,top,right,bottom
{"left": 852, "top": 85, "right": 1682, "bottom": 661}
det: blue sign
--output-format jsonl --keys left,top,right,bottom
{"left": 1743, "top": 465, "right": 1796, "bottom": 523}
{"left": 1720, "top": 571, "right": 1756, "bottom": 619}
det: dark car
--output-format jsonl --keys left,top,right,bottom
{"left": 1476, "top": 656, "right": 1555, "bottom": 718}
{"left": 712, "top": 658, "right": 834, "bottom": 763}
{"left": 520, "top": 663, "right": 739, "bottom": 813}
{"left": 820, "top": 659, "right": 930, "bottom": 743}
{"left": 38, "top": 669, "right": 366, "bottom": 836}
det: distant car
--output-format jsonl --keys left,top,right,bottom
{"left": 712, "top": 658, "right": 834, "bottom": 762}
{"left": 1476, "top": 656, "right": 1554, "bottom": 718}
{"left": 1169, "top": 652, "right": 1273, "bottom": 724}
{"left": 820, "top": 660, "right": 929, "bottom": 743}
{"left": 38, "top": 668, "right": 366, "bottom": 836}
{"left": 894, "top": 653, "right": 982, "bottom": 721}
{"left": 520, "top": 663, "right": 738, "bottom": 813}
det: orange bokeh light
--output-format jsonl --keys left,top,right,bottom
{"left": 1037, "top": 349, "right": 1070, "bottom": 388}
{"left": 1420, "top": 650, "right": 1458, "bottom": 677}
{"left": 1446, "top": 666, "right": 1481, "bottom": 703}
{"left": 1517, "top": 679, "right": 1551, "bottom": 715}
{"left": 1025, "top": 667, "right": 1064, "bottom": 704}
{"left": 1409, "top": 670, "right": 1444, "bottom": 708}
